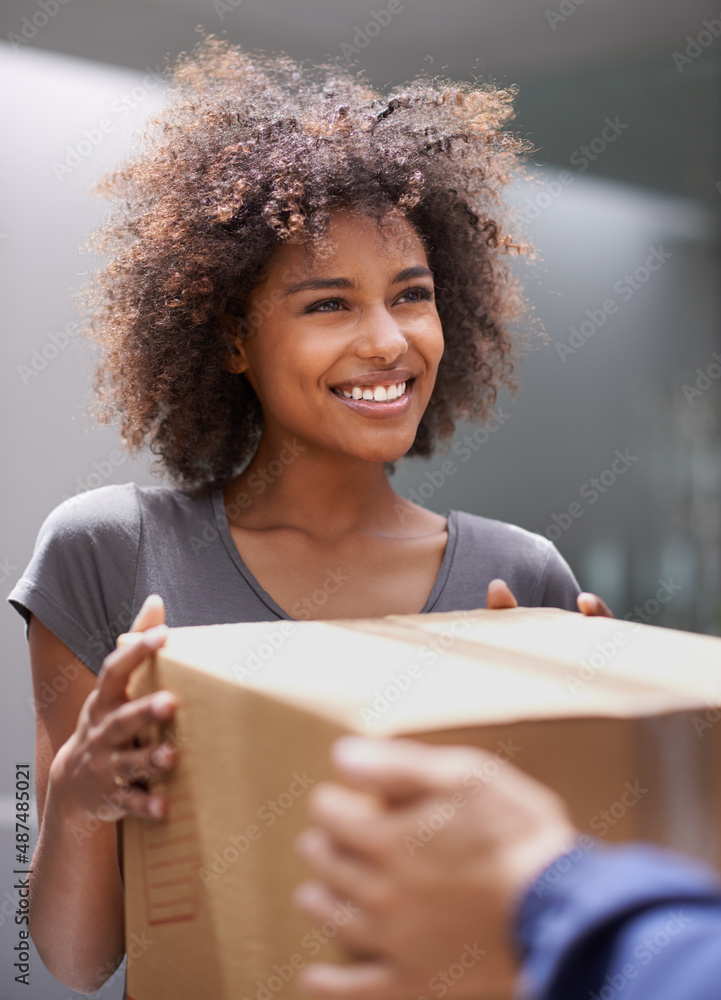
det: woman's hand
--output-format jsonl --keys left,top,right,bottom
{"left": 576, "top": 591, "right": 614, "bottom": 617}
{"left": 50, "top": 594, "right": 178, "bottom": 825}
{"left": 486, "top": 578, "right": 614, "bottom": 617}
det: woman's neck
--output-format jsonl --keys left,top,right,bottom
{"left": 223, "top": 433, "right": 410, "bottom": 538}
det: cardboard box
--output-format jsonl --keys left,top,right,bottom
{"left": 120, "top": 607, "right": 721, "bottom": 1000}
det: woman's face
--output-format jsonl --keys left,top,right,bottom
{"left": 227, "top": 208, "right": 444, "bottom": 464}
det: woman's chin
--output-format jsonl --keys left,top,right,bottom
{"left": 351, "top": 440, "right": 417, "bottom": 465}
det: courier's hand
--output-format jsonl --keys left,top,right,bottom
{"left": 487, "top": 578, "right": 614, "bottom": 617}
{"left": 293, "top": 737, "right": 577, "bottom": 1000}
{"left": 49, "top": 594, "right": 178, "bottom": 824}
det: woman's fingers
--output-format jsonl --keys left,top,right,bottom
{"left": 130, "top": 593, "right": 166, "bottom": 632}
{"left": 577, "top": 592, "right": 614, "bottom": 617}
{"left": 107, "top": 740, "right": 178, "bottom": 786}
{"left": 97, "top": 782, "right": 168, "bottom": 821}
{"left": 487, "top": 579, "right": 614, "bottom": 619}
{"left": 486, "top": 578, "right": 518, "bottom": 610}
{"left": 94, "top": 625, "right": 170, "bottom": 712}
{"left": 99, "top": 690, "right": 176, "bottom": 745}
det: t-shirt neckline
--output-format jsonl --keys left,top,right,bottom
{"left": 210, "top": 488, "right": 458, "bottom": 620}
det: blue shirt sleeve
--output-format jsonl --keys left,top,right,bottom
{"left": 515, "top": 841, "right": 721, "bottom": 1000}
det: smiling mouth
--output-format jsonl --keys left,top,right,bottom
{"left": 331, "top": 379, "right": 411, "bottom": 402}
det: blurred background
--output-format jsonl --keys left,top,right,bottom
{"left": 1, "top": 1, "right": 721, "bottom": 996}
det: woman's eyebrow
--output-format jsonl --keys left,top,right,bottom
{"left": 284, "top": 265, "right": 433, "bottom": 296}
{"left": 284, "top": 276, "right": 356, "bottom": 296}
{"left": 392, "top": 265, "right": 434, "bottom": 283}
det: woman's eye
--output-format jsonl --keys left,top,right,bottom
{"left": 306, "top": 298, "right": 345, "bottom": 313}
{"left": 398, "top": 286, "right": 433, "bottom": 304}
{"left": 305, "top": 287, "right": 432, "bottom": 313}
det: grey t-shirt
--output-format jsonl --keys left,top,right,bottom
{"left": 8, "top": 482, "right": 581, "bottom": 675}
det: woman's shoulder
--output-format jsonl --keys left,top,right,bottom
{"left": 40, "top": 482, "right": 140, "bottom": 536}
{"left": 38, "top": 481, "right": 209, "bottom": 539}
{"left": 448, "top": 509, "right": 581, "bottom": 609}
{"left": 451, "top": 509, "right": 556, "bottom": 561}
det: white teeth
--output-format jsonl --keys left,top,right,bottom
{"left": 336, "top": 380, "right": 410, "bottom": 401}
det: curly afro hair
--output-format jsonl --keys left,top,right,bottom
{"left": 82, "top": 36, "right": 534, "bottom": 493}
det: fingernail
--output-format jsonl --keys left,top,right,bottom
{"left": 150, "top": 745, "right": 170, "bottom": 766}
{"left": 148, "top": 797, "right": 164, "bottom": 818}
{"left": 152, "top": 691, "right": 175, "bottom": 714}
{"left": 145, "top": 624, "right": 169, "bottom": 647}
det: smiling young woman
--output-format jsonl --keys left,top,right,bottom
{"left": 218, "top": 207, "right": 450, "bottom": 620}
{"left": 6, "top": 38, "right": 607, "bottom": 993}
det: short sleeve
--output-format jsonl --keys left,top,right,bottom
{"left": 7, "top": 484, "right": 142, "bottom": 675}
{"left": 530, "top": 540, "right": 581, "bottom": 612}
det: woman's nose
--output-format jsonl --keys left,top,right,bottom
{"left": 353, "top": 307, "right": 409, "bottom": 362}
